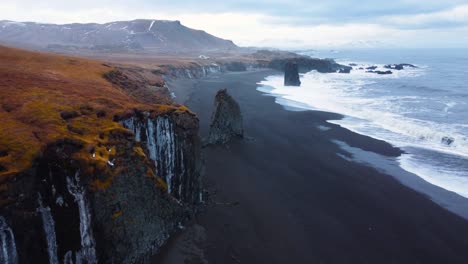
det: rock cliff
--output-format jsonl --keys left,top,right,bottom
{"left": 3, "top": 111, "right": 201, "bottom": 263}
{"left": 208, "top": 89, "right": 244, "bottom": 145}
{"left": 269, "top": 57, "right": 351, "bottom": 73}
{"left": 0, "top": 46, "right": 202, "bottom": 263}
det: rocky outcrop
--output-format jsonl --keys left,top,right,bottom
{"left": 224, "top": 62, "right": 247, "bottom": 72}
{"left": 208, "top": 89, "right": 243, "bottom": 145}
{"left": 384, "top": 64, "right": 417, "bottom": 70}
{"left": 284, "top": 62, "right": 301, "bottom": 86}
{"left": 441, "top": 136, "right": 455, "bottom": 146}
{"left": 268, "top": 57, "right": 351, "bottom": 73}
{"left": 0, "top": 110, "right": 202, "bottom": 264}
{"left": 104, "top": 68, "right": 172, "bottom": 105}
{"left": 121, "top": 111, "right": 202, "bottom": 203}
{"left": 0, "top": 19, "right": 238, "bottom": 53}
{"left": 367, "top": 70, "right": 393, "bottom": 75}
{"left": 162, "top": 64, "right": 222, "bottom": 79}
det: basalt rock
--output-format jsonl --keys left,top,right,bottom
{"left": 225, "top": 62, "right": 247, "bottom": 72}
{"left": 338, "top": 68, "right": 351, "bottom": 74}
{"left": 367, "top": 70, "right": 393, "bottom": 75}
{"left": 0, "top": 111, "right": 202, "bottom": 264}
{"left": 442, "top": 136, "right": 455, "bottom": 146}
{"left": 208, "top": 89, "right": 244, "bottom": 145}
{"left": 284, "top": 62, "right": 301, "bottom": 86}
{"left": 384, "top": 64, "right": 417, "bottom": 70}
{"left": 269, "top": 57, "right": 351, "bottom": 73}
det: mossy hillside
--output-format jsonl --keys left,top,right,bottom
{"left": 0, "top": 45, "right": 190, "bottom": 188}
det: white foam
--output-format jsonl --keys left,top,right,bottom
{"left": 257, "top": 66, "right": 468, "bottom": 198}
{"left": 399, "top": 154, "right": 468, "bottom": 198}
{"left": 257, "top": 70, "right": 468, "bottom": 159}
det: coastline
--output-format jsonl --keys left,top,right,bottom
{"left": 158, "top": 70, "right": 468, "bottom": 263}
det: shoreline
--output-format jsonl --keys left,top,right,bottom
{"left": 254, "top": 72, "right": 468, "bottom": 219}
{"left": 158, "top": 70, "right": 468, "bottom": 263}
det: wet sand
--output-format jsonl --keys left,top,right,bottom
{"left": 156, "top": 70, "right": 468, "bottom": 264}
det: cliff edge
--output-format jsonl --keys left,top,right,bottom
{"left": 0, "top": 45, "right": 202, "bottom": 263}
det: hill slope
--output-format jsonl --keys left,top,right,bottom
{"left": 0, "top": 19, "right": 238, "bottom": 53}
{"left": 0, "top": 45, "right": 181, "bottom": 179}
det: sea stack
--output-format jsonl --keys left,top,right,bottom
{"left": 208, "top": 89, "right": 244, "bottom": 144}
{"left": 284, "top": 62, "right": 301, "bottom": 86}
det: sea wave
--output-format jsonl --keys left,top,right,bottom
{"left": 258, "top": 71, "right": 468, "bottom": 158}
{"left": 257, "top": 65, "right": 468, "bottom": 198}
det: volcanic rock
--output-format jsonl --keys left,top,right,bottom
{"left": 367, "top": 70, "right": 393, "bottom": 75}
{"left": 442, "top": 136, "right": 455, "bottom": 146}
{"left": 208, "top": 89, "right": 243, "bottom": 144}
{"left": 385, "top": 64, "right": 417, "bottom": 70}
{"left": 284, "top": 62, "right": 301, "bottom": 86}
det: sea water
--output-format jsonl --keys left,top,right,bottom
{"left": 257, "top": 49, "right": 468, "bottom": 198}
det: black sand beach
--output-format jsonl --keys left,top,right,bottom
{"left": 156, "top": 70, "right": 468, "bottom": 264}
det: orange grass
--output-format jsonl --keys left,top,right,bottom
{"left": 0, "top": 45, "right": 187, "bottom": 181}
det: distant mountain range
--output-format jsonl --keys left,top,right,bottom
{"left": 0, "top": 19, "right": 238, "bottom": 53}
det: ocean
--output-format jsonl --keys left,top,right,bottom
{"left": 257, "top": 49, "right": 468, "bottom": 199}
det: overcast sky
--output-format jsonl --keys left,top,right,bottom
{"left": 1, "top": 0, "right": 468, "bottom": 48}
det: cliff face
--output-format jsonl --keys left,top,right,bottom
{"left": 0, "top": 46, "right": 203, "bottom": 263}
{"left": 121, "top": 111, "right": 202, "bottom": 203}
{"left": 269, "top": 57, "right": 351, "bottom": 73}
{"left": 1, "top": 110, "right": 202, "bottom": 264}
{"left": 162, "top": 63, "right": 223, "bottom": 79}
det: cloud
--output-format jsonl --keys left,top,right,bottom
{"left": 380, "top": 4, "right": 468, "bottom": 29}
{"left": 1, "top": 0, "right": 468, "bottom": 48}
{"left": 2, "top": 0, "right": 468, "bottom": 24}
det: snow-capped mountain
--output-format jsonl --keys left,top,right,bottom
{"left": 0, "top": 19, "right": 238, "bottom": 53}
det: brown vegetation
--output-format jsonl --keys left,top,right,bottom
{"left": 0, "top": 45, "right": 187, "bottom": 183}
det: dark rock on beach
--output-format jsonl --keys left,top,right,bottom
{"left": 207, "top": 89, "right": 244, "bottom": 144}
{"left": 385, "top": 64, "right": 417, "bottom": 70}
{"left": 268, "top": 57, "right": 351, "bottom": 73}
{"left": 385, "top": 64, "right": 403, "bottom": 70}
{"left": 284, "top": 62, "right": 301, "bottom": 86}
{"left": 338, "top": 68, "right": 351, "bottom": 73}
{"left": 442, "top": 136, "right": 455, "bottom": 146}
{"left": 367, "top": 70, "right": 393, "bottom": 75}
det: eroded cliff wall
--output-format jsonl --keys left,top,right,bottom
{"left": 0, "top": 110, "right": 201, "bottom": 264}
